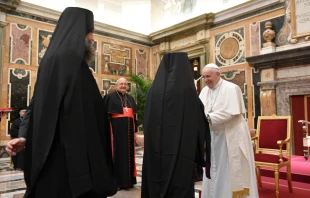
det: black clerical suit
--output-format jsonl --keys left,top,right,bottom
{"left": 141, "top": 52, "right": 211, "bottom": 198}
{"left": 18, "top": 99, "right": 32, "bottom": 139}
{"left": 23, "top": 8, "right": 117, "bottom": 198}
{"left": 10, "top": 116, "right": 25, "bottom": 170}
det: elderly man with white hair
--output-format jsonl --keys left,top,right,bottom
{"left": 199, "top": 63, "right": 258, "bottom": 198}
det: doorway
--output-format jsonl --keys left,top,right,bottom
{"left": 290, "top": 95, "right": 310, "bottom": 155}
{"left": 190, "top": 57, "right": 201, "bottom": 94}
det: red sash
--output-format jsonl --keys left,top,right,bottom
{"left": 110, "top": 108, "right": 137, "bottom": 177}
{"left": 111, "top": 107, "right": 134, "bottom": 119}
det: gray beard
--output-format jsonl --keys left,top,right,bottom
{"left": 84, "top": 38, "right": 95, "bottom": 65}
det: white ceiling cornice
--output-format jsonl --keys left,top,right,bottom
{"left": 149, "top": 13, "right": 215, "bottom": 44}
{"left": 16, "top": 1, "right": 61, "bottom": 20}
{"left": 214, "top": 0, "right": 284, "bottom": 24}
{"left": 13, "top": 1, "right": 152, "bottom": 45}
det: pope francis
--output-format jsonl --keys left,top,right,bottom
{"left": 199, "top": 63, "right": 258, "bottom": 198}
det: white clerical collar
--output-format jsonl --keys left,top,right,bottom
{"left": 212, "top": 78, "right": 223, "bottom": 91}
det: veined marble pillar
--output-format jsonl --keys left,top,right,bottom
{"left": 0, "top": 12, "right": 8, "bottom": 106}
{"left": 260, "top": 89, "right": 276, "bottom": 116}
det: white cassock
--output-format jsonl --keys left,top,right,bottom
{"left": 199, "top": 78, "right": 258, "bottom": 198}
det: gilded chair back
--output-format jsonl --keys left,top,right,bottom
{"left": 256, "top": 115, "right": 291, "bottom": 156}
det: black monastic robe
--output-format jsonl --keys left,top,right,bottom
{"left": 104, "top": 91, "right": 138, "bottom": 188}
{"left": 23, "top": 8, "right": 117, "bottom": 198}
{"left": 142, "top": 52, "right": 211, "bottom": 198}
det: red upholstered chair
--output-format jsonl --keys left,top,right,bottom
{"left": 252, "top": 114, "right": 293, "bottom": 198}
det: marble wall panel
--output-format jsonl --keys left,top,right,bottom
{"left": 250, "top": 22, "right": 260, "bottom": 56}
{"left": 221, "top": 70, "right": 246, "bottom": 93}
{"left": 37, "top": 29, "right": 53, "bottom": 65}
{"left": 8, "top": 68, "right": 30, "bottom": 134}
{"left": 135, "top": 49, "right": 147, "bottom": 76}
{"left": 101, "top": 42, "right": 132, "bottom": 76}
{"left": 261, "top": 68, "right": 275, "bottom": 82}
{"left": 10, "top": 23, "right": 32, "bottom": 65}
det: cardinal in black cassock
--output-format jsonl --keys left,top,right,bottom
{"left": 141, "top": 52, "right": 211, "bottom": 198}
{"left": 103, "top": 77, "right": 138, "bottom": 189}
{"left": 23, "top": 8, "right": 117, "bottom": 198}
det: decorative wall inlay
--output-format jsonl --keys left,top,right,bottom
{"left": 101, "top": 42, "right": 132, "bottom": 76}
{"left": 222, "top": 70, "right": 247, "bottom": 113}
{"left": 89, "top": 40, "right": 98, "bottom": 73}
{"left": 37, "top": 29, "right": 53, "bottom": 65}
{"left": 250, "top": 22, "right": 260, "bottom": 56}
{"left": 221, "top": 70, "right": 246, "bottom": 94}
{"left": 261, "top": 68, "right": 275, "bottom": 82}
{"left": 215, "top": 28, "right": 245, "bottom": 66}
{"left": 101, "top": 79, "right": 132, "bottom": 96}
{"left": 135, "top": 49, "right": 147, "bottom": 76}
{"left": 8, "top": 68, "right": 30, "bottom": 130}
{"left": 10, "top": 23, "right": 32, "bottom": 65}
{"left": 151, "top": 46, "right": 160, "bottom": 78}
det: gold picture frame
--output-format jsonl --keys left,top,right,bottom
{"left": 290, "top": 0, "right": 310, "bottom": 38}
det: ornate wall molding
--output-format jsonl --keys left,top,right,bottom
{"left": 0, "top": 0, "right": 20, "bottom": 12}
{"left": 149, "top": 13, "right": 214, "bottom": 44}
{"left": 246, "top": 45, "right": 310, "bottom": 69}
